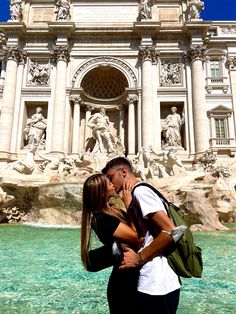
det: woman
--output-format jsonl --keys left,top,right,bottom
{"left": 81, "top": 173, "right": 142, "bottom": 314}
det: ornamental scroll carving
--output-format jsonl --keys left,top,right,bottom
{"left": 160, "top": 61, "right": 182, "bottom": 86}
{"left": 3, "top": 46, "right": 27, "bottom": 63}
{"left": 52, "top": 46, "right": 70, "bottom": 63}
{"left": 221, "top": 26, "right": 236, "bottom": 34}
{"left": 184, "top": 46, "right": 206, "bottom": 64}
{"left": 0, "top": 32, "right": 6, "bottom": 45}
{"left": 227, "top": 57, "right": 236, "bottom": 71}
{"left": 139, "top": 46, "right": 159, "bottom": 64}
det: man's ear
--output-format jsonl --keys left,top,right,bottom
{"left": 121, "top": 167, "right": 127, "bottom": 178}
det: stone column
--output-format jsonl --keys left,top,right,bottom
{"left": 228, "top": 57, "right": 236, "bottom": 139}
{"left": 185, "top": 46, "right": 209, "bottom": 153}
{"left": 127, "top": 96, "right": 136, "bottom": 156}
{"left": 152, "top": 52, "right": 160, "bottom": 151}
{"left": 137, "top": 89, "right": 142, "bottom": 151}
{"left": 118, "top": 105, "right": 125, "bottom": 146}
{"left": 139, "top": 46, "right": 158, "bottom": 147}
{"left": 0, "top": 47, "right": 26, "bottom": 155}
{"left": 71, "top": 97, "right": 82, "bottom": 154}
{"left": 84, "top": 105, "right": 93, "bottom": 147}
{"left": 51, "top": 46, "right": 70, "bottom": 154}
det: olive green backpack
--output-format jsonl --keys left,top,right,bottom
{"left": 132, "top": 183, "right": 203, "bottom": 278}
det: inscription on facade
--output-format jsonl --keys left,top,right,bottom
{"left": 73, "top": 5, "right": 138, "bottom": 23}
{"left": 31, "top": 7, "right": 54, "bottom": 23}
{"left": 159, "top": 8, "right": 179, "bottom": 22}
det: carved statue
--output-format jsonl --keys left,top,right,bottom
{"left": 5, "top": 150, "right": 35, "bottom": 175}
{"left": 187, "top": 0, "right": 204, "bottom": 20}
{"left": 132, "top": 146, "right": 184, "bottom": 180}
{"left": 87, "top": 107, "right": 115, "bottom": 155}
{"left": 10, "top": 0, "right": 23, "bottom": 22}
{"left": 133, "top": 146, "right": 152, "bottom": 180}
{"left": 162, "top": 106, "right": 185, "bottom": 149}
{"left": 192, "top": 150, "right": 217, "bottom": 171}
{"left": 161, "top": 61, "right": 182, "bottom": 86}
{"left": 23, "top": 107, "right": 47, "bottom": 150}
{"left": 55, "top": 0, "right": 71, "bottom": 21}
{"left": 28, "top": 61, "right": 50, "bottom": 85}
{"left": 139, "top": 0, "right": 152, "bottom": 20}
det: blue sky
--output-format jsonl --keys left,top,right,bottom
{"left": 0, "top": 0, "right": 235, "bottom": 22}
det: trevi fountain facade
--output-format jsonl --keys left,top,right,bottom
{"left": 0, "top": 0, "right": 236, "bottom": 230}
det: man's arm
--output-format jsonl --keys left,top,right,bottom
{"left": 119, "top": 210, "right": 174, "bottom": 269}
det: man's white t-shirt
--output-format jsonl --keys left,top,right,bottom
{"left": 133, "top": 184, "right": 180, "bottom": 296}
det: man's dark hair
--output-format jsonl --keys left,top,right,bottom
{"left": 102, "top": 157, "right": 133, "bottom": 174}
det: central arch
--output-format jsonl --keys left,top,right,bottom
{"left": 72, "top": 56, "right": 138, "bottom": 90}
{"left": 81, "top": 66, "right": 128, "bottom": 99}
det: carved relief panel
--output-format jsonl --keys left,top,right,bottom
{"left": 160, "top": 60, "right": 183, "bottom": 87}
{"left": 27, "top": 59, "right": 51, "bottom": 86}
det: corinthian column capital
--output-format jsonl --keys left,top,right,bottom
{"left": 70, "top": 96, "right": 83, "bottom": 104}
{"left": 227, "top": 57, "right": 236, "bottom": 71}
{"left": 3, "top": 46, "right": 27, "bottom": 64}
{"left": 52, "top": 46, "right": 70, "bottom": 63}
{"left": 184, "top": 45, "right": 206, "bottom": 64}
{"left": 127, "top": 95, "right": 138, "bottom": 104}
{"left": 139, "top": 46, "right": 159, "bottom": 64}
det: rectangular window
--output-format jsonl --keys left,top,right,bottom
{"left": 215, "top": 118, "right": 226, "bottom": 138}
{"left": 210, "top": 60, "right": 221, "bottom": 77}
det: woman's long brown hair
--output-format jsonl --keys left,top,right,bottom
{"left": 81, "top": 173, "right": 127, "bottom": 269}
{"left": 81, "top": 173, "right": 107, "bottom": 269}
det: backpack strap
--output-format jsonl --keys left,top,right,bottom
{"left": 132, "top": 182, "right": 170, "bottom": 212}
{"left": 129, "top": 182, "right": 171, "bottom": 237}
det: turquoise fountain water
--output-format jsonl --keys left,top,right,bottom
{"left": 0, "top": 224, "right": 235, "bottom": 314}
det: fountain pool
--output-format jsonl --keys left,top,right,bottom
{"left": 0, "top": 224, "right": 235, "bottom": 313}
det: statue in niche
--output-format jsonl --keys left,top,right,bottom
{"left": 161, "top": 61, "right": 182, "bottom": 86}
{"left": 23, "top": 107, "right": 47, "bottom": 150}
{"left": 187, "top": 0, "right": 204, "bottom": 20}
{"left": 10, "top": 0, "right": 23, "bottom": 22}
{"left": 139, "top": 0, "right": 152, "bottom": 20}
{"left": 55, "top": 0, "right": 71, "bottom": 21}
{"left": 87, "top": 107, "right": 116, "bottom": 156}
{"left": 162, "top": 106, "right": 185, "bottom": 149}
{"left": 28, "top": 61, "right": 50, "bottom": 85}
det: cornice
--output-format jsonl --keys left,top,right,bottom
{"left": 48, "top": 22, "right": 75, "bottom": 35}
{"left": 0, "top": 22, "right": 26, "bottom": 35}
{"left": 134, "top": 21, "right": 161, "bottom": 35}
{"left": 184, "top": 21, "right": 211, "bottom": 36}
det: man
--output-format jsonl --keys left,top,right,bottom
{"left": 102, "top": 157, "right": 181, "bottom": 314}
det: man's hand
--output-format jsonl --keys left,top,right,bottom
{"left": 119, "top": 247, "right": 140, "bottom": 269}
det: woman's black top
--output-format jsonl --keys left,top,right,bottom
{"left": 91, "top": 210, "right": 139, "bottom": 314}
{"left": 92, "top": 210, "right": 129, "bottom": 245}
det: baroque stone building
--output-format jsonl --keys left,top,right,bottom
{"left": 0, "top": 0, "right": 236, "bottom": 165}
